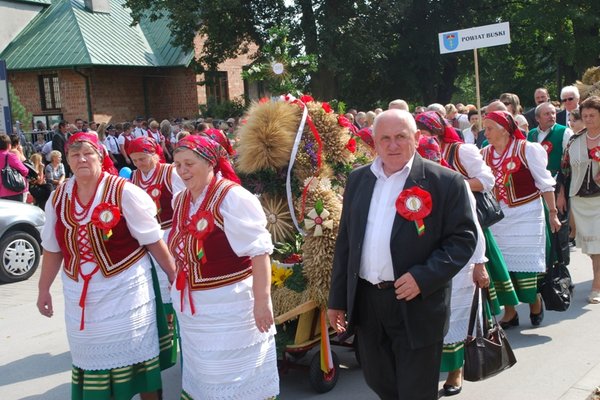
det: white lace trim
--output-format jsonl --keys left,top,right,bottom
{"left": 490, "top": 199, "right": 546, "bottom": 273}
{"left": 181, "top": 340, "right": 279, "bottom": 400}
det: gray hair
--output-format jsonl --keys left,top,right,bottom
{"left": 388, "top": 99, "right": 409, "bottom": 111}
{"left": 427, "top": 103, "right": 446, "bottom": 116}
{"left": 535, "top": 102, "right": 556, "bottom": 118}
{"left": 560, "top": 85, "right": 580, "bottom": 100}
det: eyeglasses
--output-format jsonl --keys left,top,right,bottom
{"left": 502, "top": 102, "right": 512, "bottom": 106}
{"left": 561, "top": 97, "right": 575, "bottom": 103}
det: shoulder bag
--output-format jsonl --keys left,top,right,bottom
{"left": 463, "top": 288, "right": 517, "bottom": 382}
{"left": 446, "top": 142, "right": 504, "bottom": 228}
{"left": 2, "top": 154, "right": 26, "bottom": 192}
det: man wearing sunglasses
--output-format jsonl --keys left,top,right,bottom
{"left": 557, "top": 86, "right": 580, "bottom": 127}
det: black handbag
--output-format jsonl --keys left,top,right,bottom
{"left": 473, "top": 191, "right": 505, "bottom": 229}
{"left": 540, "top": 233, "right": 574, "bottom": 311}
{"left": 444, "top": 143, "right": 504, "bottom": 228}
{"left": 2, "top": 154, "right": 26, "bottom": 192}
{"left": 463, "top": 288, "right": 517, "bottom": 382}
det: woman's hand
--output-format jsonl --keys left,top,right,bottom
{"left": 473, "top": 263, "right": 490, "bottom": 288}
{"left": 253, "top": 297, "right": 274, "bottom": 333}
{"left": 37, "top": 291, "right": 54, "bottom": 318}
{"left": 549, "top": 213, "right": 562, "bottom": 233}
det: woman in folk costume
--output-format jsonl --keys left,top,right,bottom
{"left": 558, "top": 96, "right": 600, "bottom": 304}
{"left": 415, "top": 112, "right": 518, "bottom": 352}
{"left": 128, "top": 136, "right": 185, "bottom": 344}
{"left": 416, "top": 136, "right": 488, "bottom": 397}
{"left": 169, "top": 135, "right": 279, "bottom": 400}
{"left": 482, "top": 111, "right": 561, "bottom": 327}
{"left": 36, "top": 132, "right": 177, "bottom": 400}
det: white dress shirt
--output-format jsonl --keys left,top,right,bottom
{"left": 359, "top": 155, "right": 415, "bottom": 284}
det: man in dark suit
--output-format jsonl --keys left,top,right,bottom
{"left": 328, "top": 110, "right": 477, "bottom": 400}
{"left": 556, "top": 85, "right": 580, "bottom": 127}
{"left": 524, "top": 87, "right": 551, "bottom": 129}
{"left": 51, "top": 120, "right": 71, "bottom": 176}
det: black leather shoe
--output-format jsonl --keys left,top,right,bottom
{"left": 530, "top": 297, "right": 544, "bottom": 326}
{"left": 443, "top": 384, "right": 462, "bottom": 396}
{"left": 499, "top": 313, "right": 519, "bottom": 330}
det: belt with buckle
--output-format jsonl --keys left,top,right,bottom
{"left": 374, "top": 281, "right": 395, "bottom": 290}
{"left": 360, "top": 278, "right": 395, "bottom": 290}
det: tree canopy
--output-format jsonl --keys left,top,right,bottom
{"left": 125, "top": 0, "right": 600, "bottom": 109}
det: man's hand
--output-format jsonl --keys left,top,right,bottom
{"left": 327, "top": 309, "right": 347, "bottom": 334}
{"left": 394, "top": 272, "right": 421, "bottom": 301}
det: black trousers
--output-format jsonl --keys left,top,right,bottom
{"left": 354, "top": 279, "right": 442, "bottom": 400}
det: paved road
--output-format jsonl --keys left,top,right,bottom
{"left": 1, "top": 248, "right": 598, "bottom": 400}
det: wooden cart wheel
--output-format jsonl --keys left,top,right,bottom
{"left": 309, "top": 350, "right": 340, "bottom": 393}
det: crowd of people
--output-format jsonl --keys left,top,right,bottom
{"left": 11, "top": 84, "right": 595, "bottom": 400}
{"left": 328, "top": 87, "right": 600, "bottom": 398}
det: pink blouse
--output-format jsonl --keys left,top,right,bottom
{"left": 0, "top": 149, "right": 29, "bottom": 197}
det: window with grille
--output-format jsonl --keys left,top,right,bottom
{"left": 205, "top": 71, "right": 229, "bottom": 104}
{"left": 39, "top": 74, "right": 62, "bottom": 111}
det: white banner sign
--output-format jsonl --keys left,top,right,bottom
{"left": 439, "top": 22, "right": 511, "bottom": 54}
{"left": 0, "top": 60, "right": 11, "bottom": 135}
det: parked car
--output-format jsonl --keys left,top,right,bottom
{"left": 0, "top": 200, "right": 45, "bottom": 283}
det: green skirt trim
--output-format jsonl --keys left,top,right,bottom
{"left": 483, "top": 228, "right": 519, "bottom": 313}
{"left": 71, "top": 357, "right": 161, "bottom": 400}
{"left": 150, "top": 261, "right": 178, "bottom": 370}
{"left": 509, "top": 271, "right": 540, "bottom": 304}
{"left": 440, "top": 342, "right": 465, "bottom": 372}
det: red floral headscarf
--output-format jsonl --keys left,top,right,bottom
{"left": 415, "top": 111, "right": 463, "bottom": 144}
{"left": 67, "top": 132, "right": 117, "bottom": 175}
{"left": 484, "top": 111, "right": 526, "bottom": 140}
{"left": 174, "top": 135, "right": 240, "bottom": 183}
{"left": 417, "top": 136, "right": 451, "bottom": 168}
{"left": 127, "top": 136, "right": 160, "bottom": 155}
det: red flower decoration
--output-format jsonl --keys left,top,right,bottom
{"left": 322, "top": 102, "right": 333, "bottom": 113}
{"left": 396, "top": 187, "right": 432, "bottom": 236}
{"left": 147, "top": 184, "right": 162, "bottom": 201}
{"left": 300, "top": 94, "right": 314, "bottom": 104}
{"left": 503, "top": 157, "right": 521, "bottom": 175}
{"left": 259, "top": 97, "right": 269, "bottom": 104}
{"left": 188, "top": 211, "right": 214, "bottom": 242}
{"left": 338, "top": 115, "right": 352, "bottom": 128}
{"left": 541, "top": 141, "right": 553, "bottom": 154}
{"left": 589, "top": 146, "right": 600, "bottom": 162}
{"left": 346, "top": 137, "right": 357, "bottom": 153}
{"left": 91, "top": 203, "right": 121, "bottom": 240}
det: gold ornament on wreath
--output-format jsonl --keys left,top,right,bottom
{"left": 261, "top": 195, "right": 294, "bottom": 244}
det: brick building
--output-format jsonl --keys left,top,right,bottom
{"left": 0, "top": 0, "right": 260, "bottom": 130}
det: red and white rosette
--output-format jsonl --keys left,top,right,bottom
{"left": 541, "top": 140, "right": 553, "bottom": 154}
{"left": 589, "top": 146, "right": 600, "bottom": 162}
{"left": 91, "top": 203, "right": 121, "bottom": 240}
{"left": 502, "top": 156, "right": 521, "bottom": 187}
{"left": 147, "top": 184, "right": 162, "bottom": 212}
{"left": 395, "top": 186, "right": 432, "bottom": 236}
{"left": 188, "top": 211, "right": 214, "bottom": 262}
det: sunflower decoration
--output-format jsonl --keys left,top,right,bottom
{"left": 261, "top": 195, "right": 294, "bottom": 244}
{"left": 272, "top": 261, "right": 293, "bottom": 287}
